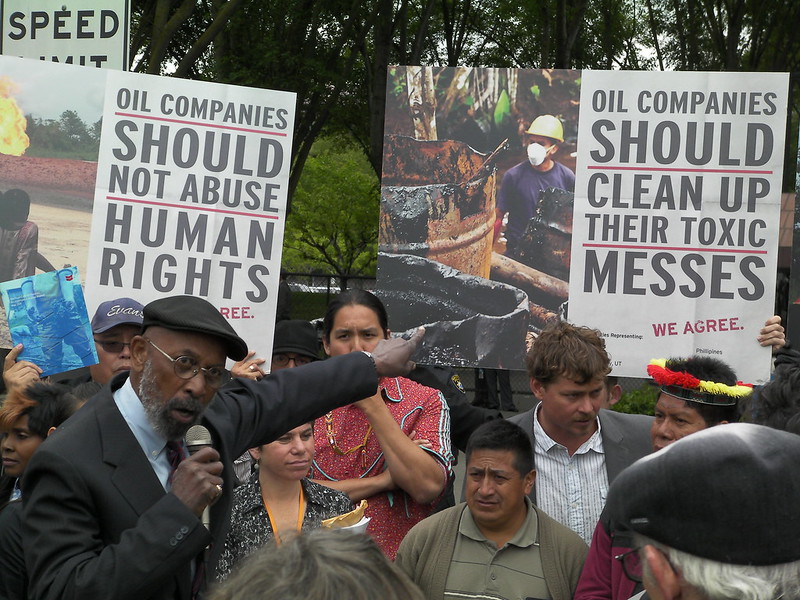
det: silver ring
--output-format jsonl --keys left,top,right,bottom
{"left": 249, "top": 364, "right": 256, "bottom": 371}
{"left": 215, "top": 484, "right": 223, "bottom": 496}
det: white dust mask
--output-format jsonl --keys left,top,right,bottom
{"left": 527, "top": 143, "right": 548, "bottom": 167}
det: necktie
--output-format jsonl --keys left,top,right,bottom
{"left": 166, "top": 441, "right": 185, "bottom": 485}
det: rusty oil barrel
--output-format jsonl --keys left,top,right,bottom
{"left": 380, "top": 135, "right": 496, "bottom": 279}
{"left": 377, "top": 252, "right": 529, "bottom": 370}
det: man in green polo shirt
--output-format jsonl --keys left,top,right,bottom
{"left": 396, "top": 419, "right": 587, "bottom": 600}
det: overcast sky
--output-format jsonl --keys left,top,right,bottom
{"left": 0, "top": 55, "right": 106, "bottom": 124}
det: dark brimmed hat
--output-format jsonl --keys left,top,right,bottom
{"left": 272, "top": 320, "right": 319, "bottom": 360}
{"left": 608, "top": 423, "right": 800, "bottom": 565}
{"left": 91, "top": 298, "right": 144, "bottom": 334}
{"left": 142, "top": 296, "right": 248, "bottom": 361}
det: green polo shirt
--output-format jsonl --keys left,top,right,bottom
{"left": 443, "top": 498, "right": 551, "bottom": 600}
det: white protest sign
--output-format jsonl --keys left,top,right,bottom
{"left": 85, "top": 70, "right": 295, "bottom": 359}
{"left": 569, "top": 70, "right": 788, "bottom": 383}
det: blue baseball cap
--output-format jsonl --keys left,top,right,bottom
{"left": 91, "top": 298, "right": 145, "bottom": 334}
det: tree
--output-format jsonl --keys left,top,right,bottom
{"left": 130, "top": 0, "right": 245, "bottom": 76}
{"left": 209, "top": 0, "right": 378, "bottom": 203}
{"left": 59, "top": 110, "right": 90, "bottom": 145}
{"left": 127, "top": 0, "right": 800, "bottom": 199}
{"left": 282, "top": 135, "right": 380, "bottom": 289}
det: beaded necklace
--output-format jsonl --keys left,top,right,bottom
{"left": 324, "top": 411, "right": 373, "bottom": 469}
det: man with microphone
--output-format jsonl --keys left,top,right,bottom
{"left": 22, "top": 295, "right": 423, "bottom": 600}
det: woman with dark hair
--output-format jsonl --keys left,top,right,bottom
{"left": 0, "top": 381, "right": 80, "bottom": 600}
{"left": 0, "top": 381, "right": 78, "bottom": 505}
{"left": 311, "top": 290, "right": 453, "bottom": 559}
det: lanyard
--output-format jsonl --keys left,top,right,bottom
{"left": 263, "top": 485, "right": 305, "bottom": 545}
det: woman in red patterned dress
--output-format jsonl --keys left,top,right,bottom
{"left": 311, "top": 290, "right": 453, "bottom": 559}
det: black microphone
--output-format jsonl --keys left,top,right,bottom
{"left": 185, "top": 425, "right": 214, "bottom": 530}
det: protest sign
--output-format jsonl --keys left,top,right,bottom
{"left": 0, "top": 0, "right": 129, "bottom": 70}
{"left": 569, "top": 71, "right": 788, "bottom": 383}
{"left": 86, "top": 69, "right": 295, "bottom": 359}
{"left": 379, "top": 66, "right": 788, "bottom": 381}
{"left": 379, "top": 67, "right": 579, "bottom": 370}
{"left": 0, "top": 55, "right": 295, "bottom": 360}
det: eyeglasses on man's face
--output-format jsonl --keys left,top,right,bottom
{"left": 94, "top": 339, "right": 132, "bottom": 354}
{"left": 146, "top": 338, "right": 231, "bottom": 389}
{"left": 271, "top": 353, "right": 313, "bottom": 367}
{"left": 615, "top": 548, "right": 643, "bottom": 583}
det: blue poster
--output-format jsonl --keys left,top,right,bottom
{"left": 0, "top": 267, "right": 98, "bottom": 376}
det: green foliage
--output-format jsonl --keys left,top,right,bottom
{"left": 24, "top": 111, "right": 100, "bottom": 160}
{"left": 129, "top": 0, "right": 800, "bottom": 190}
{"left": 493, "top": 89, "right": 511, "bottom": 126}
{"left": 613, "top": 382, "right": 658, "bottom": 416}
{"left": 282, "top": 134, "right": 379, "bottom": 283}
{"left": 290, "top": 291, "right": 332, "bottom": 321}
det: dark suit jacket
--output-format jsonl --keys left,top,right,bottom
{"left": 507, "top": 406, "right": 653, "bottom": 501}
{"left": 22, "top": 352, "right": 378, "bottom": 600}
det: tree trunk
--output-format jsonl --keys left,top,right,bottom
{"left": 406, "top": 66, "right": 438, "bottom": 140}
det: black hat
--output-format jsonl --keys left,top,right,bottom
{"left": 608, "top": 423, "right": 800, "bottom": 565}
{"left": 272, "top": 320, "right": 319, "bottom": 360}
{"left": 142, "top": 296, "right": 248, "bottom": 361}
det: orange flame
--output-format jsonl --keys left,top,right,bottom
{"left": 0, "top": 76, "right": 30, "bottom": 156}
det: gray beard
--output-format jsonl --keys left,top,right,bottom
{"left": 138, "top": 360, "right": 204, "bottom": 441}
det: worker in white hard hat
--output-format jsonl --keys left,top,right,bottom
{"left": 494, "top": 115, "right": 575, "bottom": 258}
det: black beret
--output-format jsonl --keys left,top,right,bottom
{"left": 608, "top": 423, "right": 800, "bottom": 565}
{"left": 142, "top": 296, "right": 248, "bottom": 361}
{"left": 272, "top": 320, "right": 319, "bottom": 360}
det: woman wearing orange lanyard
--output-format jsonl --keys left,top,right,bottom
{"left": 215, "top": 422, "right": 352, "bottom": 581}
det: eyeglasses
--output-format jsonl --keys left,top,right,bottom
{"left": 146, "top": 338, "right": 231, "bottom": 389}
{"left": 94, "top": 339, "right": 132, "bottom": 354}
{"left": 272, "top": 353, "right": 313, "bottom": 367}
{"left": 615, "top": 548, "right": 643, "bottom": 583}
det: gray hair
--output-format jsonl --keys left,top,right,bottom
{"left": 637, "top": 536, "right": 800, "bottom": 600}
{"left": 208, "top": 529, "right": 424, "bottom": 600}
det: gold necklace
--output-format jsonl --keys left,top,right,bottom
{"left": 324, "top": 411, "right": 373, "bottom": 468}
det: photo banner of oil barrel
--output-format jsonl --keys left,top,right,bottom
{"left": 377, "top": 67, "right": 788, "bottom": 383}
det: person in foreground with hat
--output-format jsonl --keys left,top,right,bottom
{"left": 608, "top": 423, "right": 800, "bottom": 600}
{"left": 574, "top": 354, "right": 757, "bottom": 600}
{"left": 494, "top": 114, "right": 575, "bottom": 259}
{"left": 22, "top": 295, "right": 423, "bottom": 600}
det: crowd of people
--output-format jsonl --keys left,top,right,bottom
{"left": 1, "top": 171, "right": 799, "bottom": 600}
{"left": 0, "top": 283, "right": 795, "bottom": 600}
